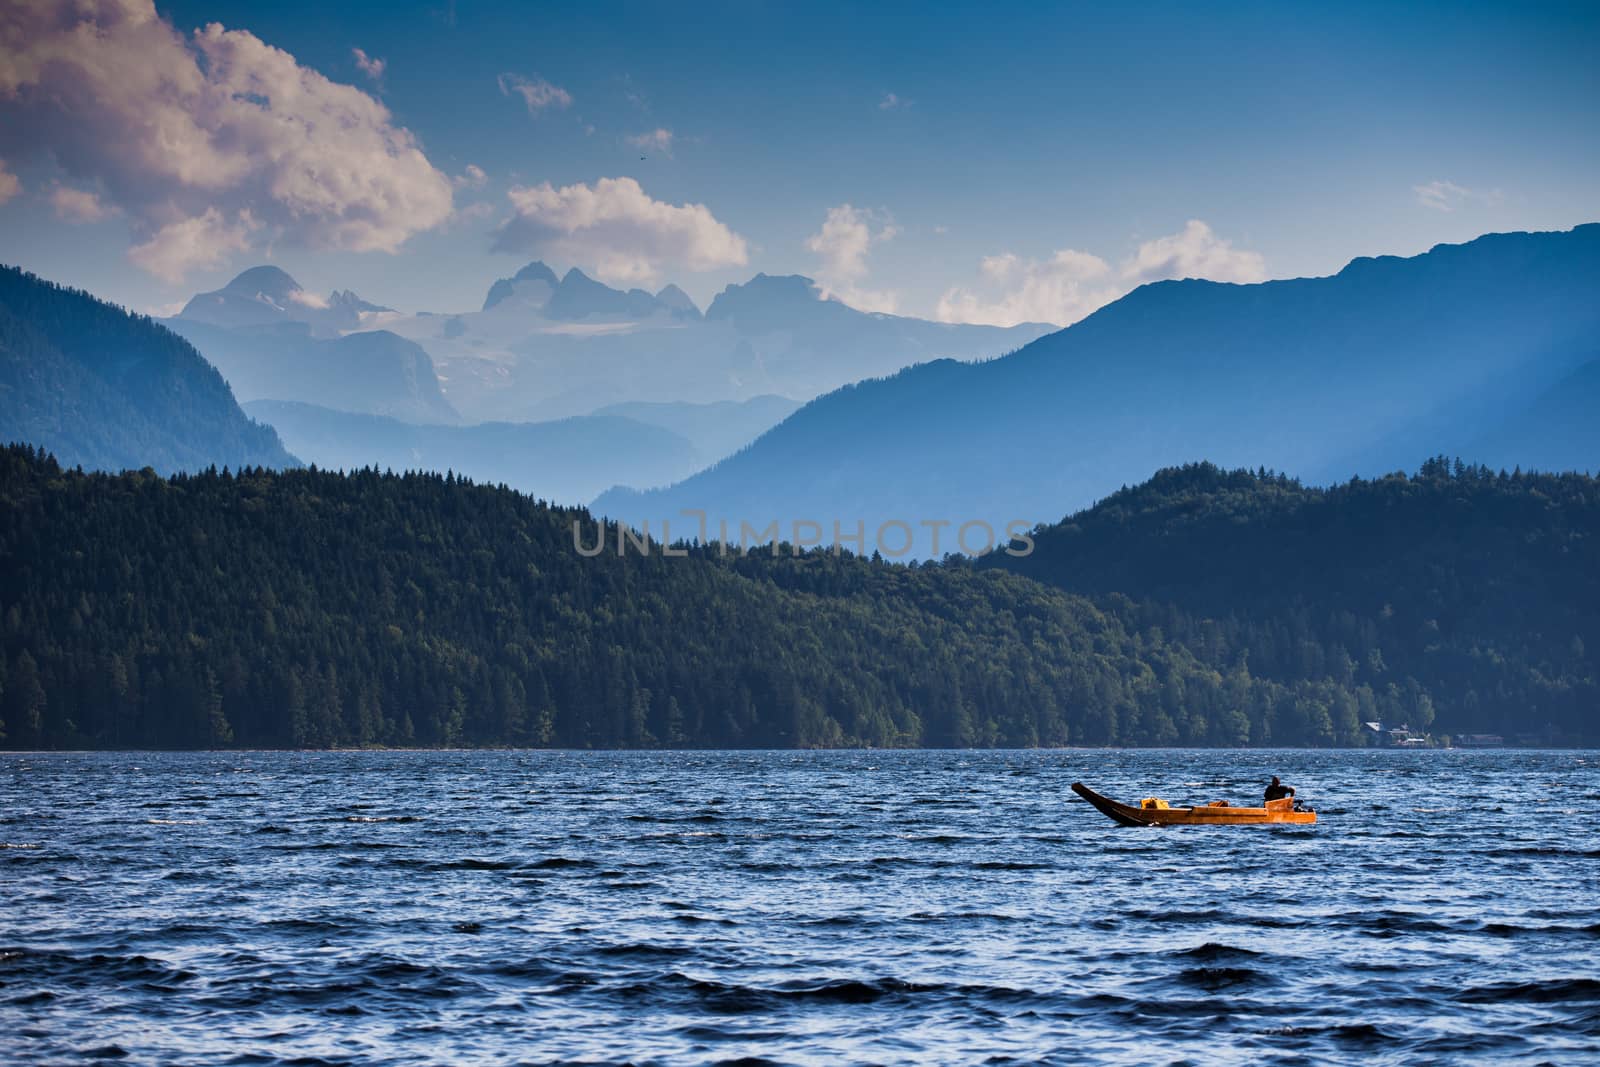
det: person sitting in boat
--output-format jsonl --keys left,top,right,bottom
{"left": 1263, "top": 776, "right": 1295, "bottom": 803}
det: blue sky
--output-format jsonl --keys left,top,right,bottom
{"left": 1, "top": 0, "right": 1595, "bottom": 323}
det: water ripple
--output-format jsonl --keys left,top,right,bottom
{"left": 2, "top": 748, "right": 1598, "bottom": 1064}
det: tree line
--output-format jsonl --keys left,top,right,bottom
{"left": 0, "top": 445, "right": 1518, "bottom": 750}
{"left": 982, "top": 458, "right": 1599, "bottom": 743}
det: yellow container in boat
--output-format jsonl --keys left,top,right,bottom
{"left": 1140, "top": 797, "right": 1170, "bottom": 810}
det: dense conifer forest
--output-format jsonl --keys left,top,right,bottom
{"left": 983, "top": 460, "right": 1599, "bottom": 743}
{"left": 0, "top": 446, "right": 1593, "bottom": 749}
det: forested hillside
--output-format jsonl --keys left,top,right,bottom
{"left": 0, "top": 446, "right": 1470, "bottom": 751}
{"left": 0, "top": 266, "right": 295, "bottom": 473}
{"left": 982, "top": 460, "right": 1600, "bottom": 741}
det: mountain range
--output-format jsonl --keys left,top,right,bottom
{"left": 244, "top": 393, "right": 802, "bottom": 504}
{"left": 0, "top": 265, "right": 294, "bottom": 473}
{"left": 4, "top": 225, "right": 1595, "bottom": 516}
{"left": 247, "top": 400, "right": 699, "bottom": 504}
{"left": 165, "top": 267, "right": 458, "bottom": 425}
{"left": 589, "top": 395, "right": 802, "bottom": 463}
{"left": 595, "top": 224, "right": 1600, "bottom": 553}
{"left": 369, "top": 265, "right": 1053, "bottom": 422}
{"left": 169, "top": 262, "right": 1049, "bottom": 427}
{"left": 159, "top": 262, "right": 1044, "bottom": 497}
{"left": 178, "top": 265, "right": 394, "bottom": 336}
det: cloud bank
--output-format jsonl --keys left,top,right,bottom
{"left": 0, "top": 0, "right": 454, "bottom": 281}
{"left": 805, "top": 204, "right": 900, "bottom": 313}
{"left": 493, "top": 176, "right": 748, "bottom": 285}
{"left": 938, "top": 220, "right": 1267, "bottom": 327}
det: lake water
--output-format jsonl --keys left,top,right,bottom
{"left": 3, "top": 749, "right": 1598, "bottom": 1065}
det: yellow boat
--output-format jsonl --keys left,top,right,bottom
{"left": 1071, "top": 781, "right": 1317, "bottom": 826}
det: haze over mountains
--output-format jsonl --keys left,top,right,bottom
{"left": 589, "top": 396, "right": 802, "bottom": 463}
{"left": 177, "top": 266, "right": 395, "bottom": 337}
{"left": 167, "top": 261, "right": 1048, "bottom": 426}
{"left": 2, "top": 226, "right": 1597, "bottom": 749}
{"left": 249, "top": 400, "right": 706, "bottom": 504}
{"left": 596, "top": 225, "right": 1600, "bottom": 552}
{"left": 2, "top": 225, "right": 1594, "bottom": 517}
{"left": 164, "top": 267, "right": 459, "bottom": 425}
{"left": 370, "top": 265, "right": 1053, "bottom": 422}
{"left": 245, "top": 394, "right": 803, "bottom": 506}
{"left": 1467, "top": 358, "right": 1600, "bottom": 475}
{"left": 157, "top": 260, "right": 1045, "bottom": 500}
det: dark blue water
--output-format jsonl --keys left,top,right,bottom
{"left": 3, "top": 750, "right": 1598, "bottom": 1064}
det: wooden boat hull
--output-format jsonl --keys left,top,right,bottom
{"left": 1071, "top": 782, "right": 1316, "bottom": 826}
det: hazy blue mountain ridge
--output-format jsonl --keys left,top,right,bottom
{"left": 1467, "top": 359, "right": 1600, "bottom": 474}
{"left": 380, "top": 268, "right": 1053, "bottom": 422}
{"left": 590, "top": 395, "right": 802, "bottom": 464}
{"left": 166, "top": 318, "right": 460, "bottom": 425}
{"left": 245, "top": 399, "right": 703, "bottom": 504}
{"left": 482, "top": 261, "right": 560, "bottom": 311}
{"left": 179, "top": 265, "right": 392, "bottom": 336}
{"left": 594, "top": 225, "right": 1600, "bottom": 553}
{"left": 0, "top": 264, "right": 295, "bottom": 473}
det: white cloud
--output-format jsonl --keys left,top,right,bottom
{"left": 879, "top": 92, "right": 909, "bottom": 110}
{"left": 804, "top": 203, "right": 900, "bottom": 313}
{"left": 493, "top": 176, "right": 748, "bottom": 285}
{"left": 454, "top": 164, "right": 488, "bottom": 189}
{"left": 0, "top": 159, "right": 19, "bottom": 205}
{"left": 937, "top": 220, "right": 1266, "bottom": 327}
{"left": 1121, "top": 219, "right": 1266, "bottom": 287}
{"left": 352, "top": 47, "right": 385, "bottom": 83}
{"left": 806, "top": 204, "right": 894, "bottom": 281}
{"left": 127, "top": 208, "right": 257, "bottom": 283}
{"left": 0, "top": 0, "right": 453, "bottom": 280}
{"left": 1413, "top": 179, "right": 1503, "bottom": 212}
{"left": 435, "top": 199, "right": 497, "bottom": 234}
{"left": 980, "top": 252, "right": 1020, "bottom": 280}
{"left": 287, "top": 289, "right": 329, "bottom": 309}
{"left": 827, "top": 286, "right": 899, "bottom": 315}
{"left": 938, "top": 248, "right": 1117, "bottom": 327}
{"left": 50, "top": 186, "right": 117, "bottom": 223}
{"left": 626, "top": 128, "right": 674, "bottom": 155}
{"left": 498, "top": 72, "right": 572, "bottom": 115}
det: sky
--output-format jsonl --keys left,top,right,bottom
{"left": 1, "top": 0, "right": 1596, "bottom": 325}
